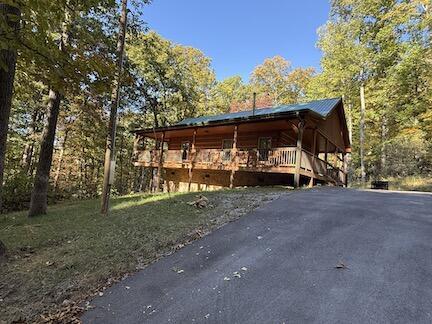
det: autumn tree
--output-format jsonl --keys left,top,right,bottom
{"left": 308, "top": 0, "right": 431, "bottom": 181}
{"left": 250, "top": 55, "right": 314, "bottom": 106}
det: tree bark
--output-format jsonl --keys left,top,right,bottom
{"left": 346, "top": 101, "right": 353, "bottom": 186}
{"left": 0, "top": 4, "right": 20, "bottom": 212}
{"left": 359, "top": 84, "right": 366, "bottom": 184}
{"left": 22, "top": 109, "right": 41, "bottom": 175}
{"left": 380, "top": 114, "right": 387, "bottom": 178}
{"left": 53, "top": 128, "right": 69, "bottom": 192}
{"left": 28, "top": 5, "right": 70, "bottom": 216}
{"left": 101, "top": 0, "right": 128, "bottom": 214}
{"left": 28, "top": 89, "right": 62, "bottom": 216}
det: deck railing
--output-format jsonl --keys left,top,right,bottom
{"left": 133, "top": 146, "right": 345, "bottom": 184}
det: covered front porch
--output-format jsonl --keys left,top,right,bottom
{"left": 133, "top": 117, "right": 348, "bottom": 189}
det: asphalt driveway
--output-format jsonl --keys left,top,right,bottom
{"left": 82, "top": 188, "right": 432, "bottom": 323}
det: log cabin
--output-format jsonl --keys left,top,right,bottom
{"left": 132, "top": 97, "right": 351, "bottom": 191}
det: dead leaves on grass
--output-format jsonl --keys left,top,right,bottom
{"left": 187, "top": 195, "right": 213, "bottom": 209}
{"left": 39, "top": 304, "right": 83, "bottom": 324}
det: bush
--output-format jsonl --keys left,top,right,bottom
{"left": 1, "top": 173, "right": 33, "bottom": 213}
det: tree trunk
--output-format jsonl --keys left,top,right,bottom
{"left": 53, "top": 128, "right": 69, "bottom": 192}
{"left": 101, "top": 0, "right": 128, "bottom": 214}
{"left": 22, "top": 109, "right": 41, "bottom": 175}
{"left": 359, "top": 84, "right": 366, "bottom": 185}
{"left": 0, "top": 4, "right": 20, "bottom": 212}
{"left": 118, "top": 129, "right": 124, "bottom": 194}
{"left": 346, "top": 101, "right": 353, "bottom": 186}
{"left": 380, "top": 114, "right": 387, "bottom": 178}
{"left": 28, "top": 6, "right": 70, "bottom": 217}
{"left": 28, "top": 89, "right": 62, "bottom": 216}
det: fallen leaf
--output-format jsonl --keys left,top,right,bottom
{"left": 335, "top": 261, "right": 348, "bottom": 269}
{"left": 241, "top": 267, "right": 248, "bottom": 271}
{"left": 223, "top": 277, "right": 230, "bottom": 281}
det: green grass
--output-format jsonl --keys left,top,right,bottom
{"left": 350, "top": 176, "right": 432, "bottom": 192}
{"left": 0, "top": 187, "right": 287, "bottom": 323}
{"left": 387, "top": 176, "right": 432, "bottom": 192}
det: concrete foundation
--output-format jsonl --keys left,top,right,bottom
{"left": 162, "top": 168, "right": 295, "bottom": 192}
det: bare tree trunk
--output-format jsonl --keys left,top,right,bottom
{"left": 346, "top": 101, "right": 353, "bottom": 186}
{"left": 359, "top": 84, "right": 366, "bottom": 185}
{"left": 101, "top": 0, "right": 128, "bottom": 214}
{"left": 53, "top": 128, "right": 69, "bottom": 192}
{"left": 118, "top": 128, "right": 124, "bottom": 194}
{"left": 28, "top": 90, "right": 62, "bottom": 216}
{"left": 380, "top": 114, "right": 387, "bottom": 178}
{"left": 22, "top": 109, "right": 41, "bottom": 175}
{"left": 0, "top": 4, "right": 20, "bottom": 212}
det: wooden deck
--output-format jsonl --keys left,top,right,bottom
{"left": 133, "top": 147, "right": 346, "bottom": 186}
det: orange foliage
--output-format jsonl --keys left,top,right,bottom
{"left": 229, "top": 93, "right": 273, "bottom": 113}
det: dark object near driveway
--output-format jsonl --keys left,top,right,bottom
{"left": 371, "top": 180, "right": 388, "bottom": 190}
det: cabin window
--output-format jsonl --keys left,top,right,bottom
{"left": 258, "top": 137, "right": 272, "bottom": 161}
{"left": 136, "top": 135, "right": 146, "bottom": 150}
{"left": 181, "top": 142, "right": 190, "bottom": 161}
{"left": 222, "top": 139, "right": 233, "bottom": 161}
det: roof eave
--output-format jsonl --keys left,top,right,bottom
{"left": 131, "top": 109, "right": 320, "bottom": 135}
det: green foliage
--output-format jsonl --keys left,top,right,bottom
{"left": 308, "top": 0, "right": 432, "bottom": 180}
{"left": 1, "top": 172, "right": 32, "bottom": 212}
{"left": 127, "top": 31, "right": 216, "bottom": 126}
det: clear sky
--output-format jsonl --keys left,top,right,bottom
{"left": 142, "top": 0, "right": 331, "bottom": 81}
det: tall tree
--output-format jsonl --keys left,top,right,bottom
{"left": 101, "top": 0, "right": 128, "bottom": 215}
{"left": 308, "top": 0, "right": 431, "bottom": 181}
{"left": 0, "top": 3, "right": 20, "bottom": 212}
{"left": 28, "top": 4, "right": 70, "bottom": 216}
{"left": 128, "top": 31, "right": 216, "bottom": 126}
{"left": 250, "top": 55, "right": 314, "bottom": 105}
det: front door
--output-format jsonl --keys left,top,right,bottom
{"left": 181, "top": 142, "right": 190, "bottom": 161}
{"left": 258, "top": 137, "right": 271, "bottom": 161}
{"left": 222, "top": 139, "right": 233, "bottom": 162}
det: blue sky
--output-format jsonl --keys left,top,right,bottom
{"left": 142, "top": 0, "right": 330, "bottom": 81}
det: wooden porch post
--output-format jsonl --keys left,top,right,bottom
{"left": 294, "top": 120, "right": 305, "bottom": 188}
{"left": 188, "top": 128, "right": 197, "bottom": 192}
{"left": 308, "top": 128, "right": 317, "bottom": 188}
{"left": 229, "top": 125, "right": 238, "bottom": 189}
{"left": 343, "top": 152, "right": 348, "bottom": 187}
{"left": 324, "top": 137, "right": 328, "bottom": 163}
{"left": 155, "top": 131, "right": 165, "bottom": 192}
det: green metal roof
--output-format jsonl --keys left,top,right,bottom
{"left": 175, "top": 97, "right": 342, "bottom": 127}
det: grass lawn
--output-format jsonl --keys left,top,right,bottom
{"left": 0, "top": 187, "right": 288, "bottom": 323}
{"left": 387, "top": 176, "right": 432, "bottom": 192}
{"left": 350, "top": 176, "right": 432, "bottom": 192}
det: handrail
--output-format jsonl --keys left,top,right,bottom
{"left": 133, "top": 147, "right": 345, "bottom": 183}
